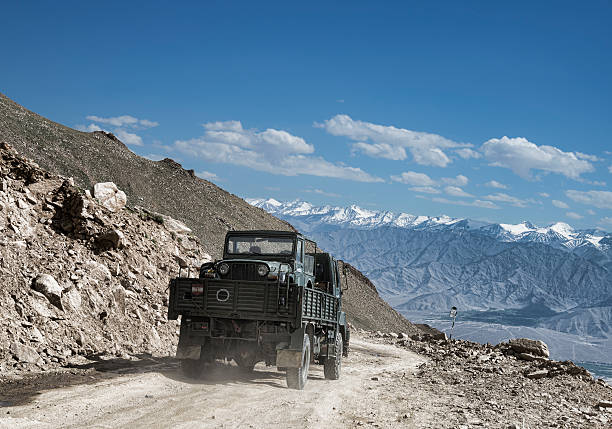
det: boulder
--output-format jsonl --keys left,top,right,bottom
{"left": 93, "top": 182, "right": 127, "bottom": 212}
{"left": 62, "top": 286, "right": 82, "bottom": 311}
{"left": 508, "top": 338, "right": 549, "bottom": 358}
{"left": 162, "top": 215, "right": 192, "bottom": 235}
{"left": 10, "top": 342, "right": 43, "bottom": 364}
{"left": 526, "top": 369, "right": 549, "bottom": 379}
{"left": 96, "top": 229, "right": 125, "bottom": 249}
{"left": 32, "top": 274, "right": 63, "bottom": 310}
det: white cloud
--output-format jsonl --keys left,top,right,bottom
{"left": 143, "top": 154, "right": 164, "bottom": 161}
{"left": 566, "top": 211, "right": 583, "bottom": 220}
{"left": 352, "top": 142, "right": 406, "bottom": 160}
{"left": 484, "top": 180, "right": 508, "bottom": 189}
{"left": 196, "top": 171, "right": 219, "bottom": 181}
{"left": 305, "top": 189, "right": 341, "bottom": 198}
{"left": 455, "top": 148, "right": 482, "bottom": 159}
{"left": 431, "top": 197, "right": 500, "bottom": 209}
{"left": 600, "top": 217, "right": 612, "bottom": 226}
{"left": 174, "top": 121, "right": 382, "bottom": 183}
{"left": 441, "top": 174, "right": 469, "bottom": 186}
{"left": 390, "top": 171, "right": 436, "bottom": 186}
{"left": 483, "top": 192, "right": 529, "bottom": 208}
{"left": 552, "top": 200, "right": 570, "bottom": 209}
{"left": 318, "top": 114, "right": 470, "bottom": 167}
{"left": 587, "top": 209, "right": 596, "bottom": 215}
{"left": 539, "top": 192, "right": 550, "bottom": 198}
{"left": 444, "top": 186, "right": 473, "bottom": 198}
{"left": 481, "top": 136, "right": 594, "bottom": 180}
{"left": 114, "top": 129, "right": 144, "bottom": 146}
{"left": 566, "top": 190, "right": 612, "bottom": 209}
{"left": 86, "top": 115, "right": 159, "bottom": 129}
{"left": 76, "top": 123, "right": 106, "bottom": 132}
{"left": 409, "top": 186, "right": 441, "bottom": 194}
{"left": 609, "top": 165, "right": 612, "bottom": 174}
{"left": 575, "top": 152, "right": 601, "bottom": 162}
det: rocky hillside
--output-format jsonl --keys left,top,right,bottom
{"left": 0, "top": 93, "right": 292, "bottom": 257}
{"left": 341, "top": 262, "right": 417, "bottom": 334}
{"left": 365, "top": 331, "right": 612, "bottom": 427}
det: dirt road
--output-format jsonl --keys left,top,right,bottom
{"left": 0, "top": 336, "right": 437, "bottom": 429}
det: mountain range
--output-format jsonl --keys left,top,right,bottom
{"left": 249, "top": 198, "right": 612, "bottom": 351}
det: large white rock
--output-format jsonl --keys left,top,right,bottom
{"left": 508, "top": 338, "right": 550, "bottom": 358}
{"left": 93, "top": 182, "right": 127, "bottom": 212}
{"left": 11, "top": 341, "right": 43, "bottom": 364}
{"left": 162, "top": 215, "right": 192, "bottom": 235}
{"left": 33, "top": 274, "right": 63, "bottom": 310}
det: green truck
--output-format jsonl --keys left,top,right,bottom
{"left": 167, "top": 230, "right": 350, "bottom": 389}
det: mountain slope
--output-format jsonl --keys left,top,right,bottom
{"left": 250, "top": 199, "right": 612, "bottom": 340}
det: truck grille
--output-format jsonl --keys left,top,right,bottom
{"left": 171, "top": 278, "right": 296, "bottom": 320}
{"left": 224, "top": 262, "right": 263, "bottom": 281}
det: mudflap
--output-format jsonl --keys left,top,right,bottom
{"left": 276, "top": 349, "right": 303, "bottom": 368}
{"left": 276, "top": 327, "right": 306, "bottom": 369}
{"left": 176, "top": 344, "right": 201, "bottom": 360}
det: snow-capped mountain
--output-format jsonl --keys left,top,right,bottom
{"left": 249, "top": 198, "right": 612, "bottom": 346}
{"left": 249, "top": 198, "right": 610, "bottom": 252}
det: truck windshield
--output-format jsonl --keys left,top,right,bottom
{"left": 226, "top": 236, "right": 294, "bottom": 256}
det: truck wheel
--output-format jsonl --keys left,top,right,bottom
{"left": 286, "top": 334, "right": 311, "bottom": 390}
{"left": 343, "top": 329, "right": 350, "bottom": 357}
{"left": 324, "top": 333, "right": 343, "bottom": 380}
{"left": 234, "top": 353, "right": 257, "bottom": 373}
{"left": 180, "top": 359, "right": 203, "bottom": 378}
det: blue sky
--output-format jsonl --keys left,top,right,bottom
{"left": 2, "top": 1, "right": 611, "bottom": 230}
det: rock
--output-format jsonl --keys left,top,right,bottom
{"left": 388, "top": 332, "right": 399, "bottom": 339}
{"left": 62, "top": 286, "right": 82, "bottom": 311}
{"left": 174, "top": 255, "right": 188, "bottom": 268}
{"left": 526, "top": 369, "right": 549, "bottom": 379}
{"left": 32, "top": 274, "right": 63, "bottom": 310}
{"left": 96, "top": 229, "right": 125, "bottom": 249}
{"left": 93, "top": 182, "right": 127, "bottom": 212}
{"left": 162, "top": 215, "right": 192, "bottom": 235}
{"left": 517, "top": 352, "right": 547, "bottom": 362}
{"left": 10, "top": 342, "right": 43, "bottom": 364}
{"left": 598, "top": 400, "right": 612, "bottom": 408}
{"left": 398, "top": 332, "right": 408, "bottom": 339}
{"left": 508, "top": 338, "right": 550, "bottom": 358}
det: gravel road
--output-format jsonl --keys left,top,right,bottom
{"left": 0, "top": 335, "right": 433, "bottom": 428}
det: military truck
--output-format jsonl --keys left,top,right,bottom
{"left": 167, "top": 230, "right": 350, "bottom": 389}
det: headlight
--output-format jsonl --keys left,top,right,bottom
{"left": 218, "top": 263, "right": 230, "bottom": 275}
{"left": 257, "top": 264, "right": 269, "bottom": 277}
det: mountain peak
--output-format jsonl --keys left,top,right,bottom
{"left": 250, "top": 198, "right": 608, "bottom": 251}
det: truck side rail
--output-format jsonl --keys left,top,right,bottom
{"left": 302, "top": 287, "right": 338, "bottom": 325}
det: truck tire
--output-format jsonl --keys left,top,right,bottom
{"left": 286, "top": 334, "right": 311, "bottom": 390}
{"left": 180, "top": 359, "right": 203, "bottom": 378}
{"left": 343, "top": 328, "right": 350, "bottom": 357}
{"left": 323, "top": 333, "right": 343, "bottom": 380}
{"left": 234, "top": 353, "right": 257, "bottom": 373}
